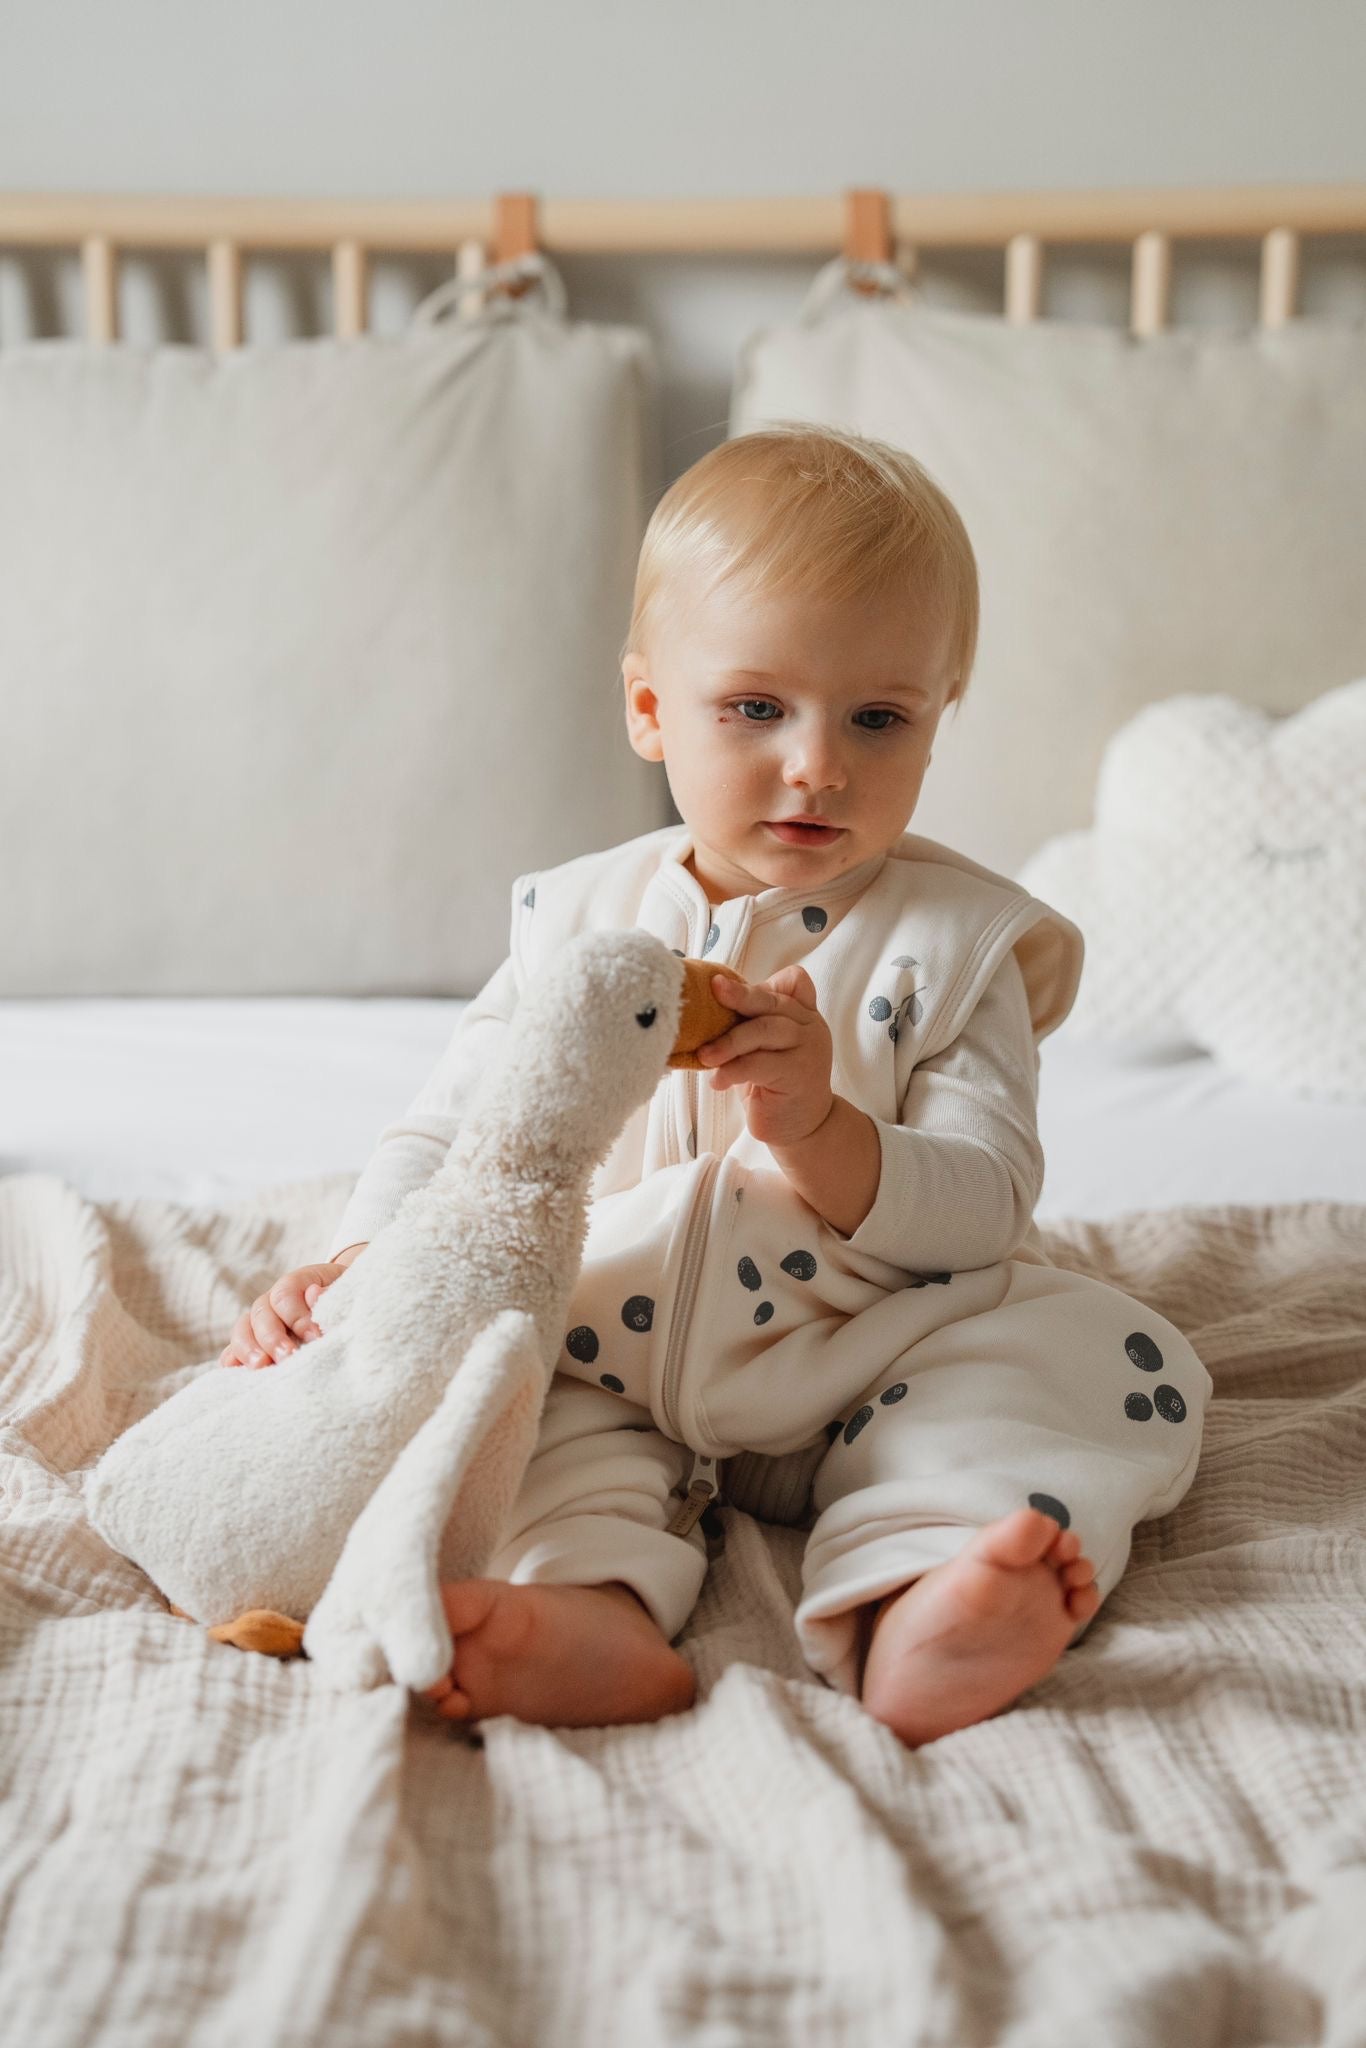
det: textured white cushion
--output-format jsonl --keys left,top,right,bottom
{"left": 1017, "top": 678, "right": 1366, "bottom": 1101}
{"left": 731, "top": 262, "right": 1366, "bottom": 878}
{"left": 0, "top": 283, "right": 666, "bottom": 995}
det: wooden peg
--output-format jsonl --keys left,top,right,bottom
{"left": 494, "top": 191, "right": 540, "bottom": 299}
{"left": 207, "top": 238, "right": 243, "bottom": 350}
{"left": 82, "top": 235, "right": 119, "bottom": 343}
{"left": 453, "top": 235, "right": 489, "bottom": 318}
{"left": 844, "top": 188, "right": 892, "bottom": 296}
{"left": 1260, "top": 227, "right": 1300, "bottom": 327}
{"left": 332, "top": 238, "right": 369, "bottom": 338}
{"left": 1131, "top": 229, "right": 1172, "bottom": 336}
{"left": 1005, "top": 233, "right": 1044, "bottom": 324}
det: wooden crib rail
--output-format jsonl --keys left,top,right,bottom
{"left": 2, "top": 183, "right": 1364, "bottom": 346}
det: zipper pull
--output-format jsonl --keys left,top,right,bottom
{"left": 666, "top": 1451, "right": 722, "bottom": 1538}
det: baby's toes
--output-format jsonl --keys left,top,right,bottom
{"left": 432, "top": 1688, "right": 474, "bottom": 1721}
{"left": 1060, "top": 1556, "right": 1095, "bottom": 1591}
{"left": 1066, "top": 1581, "right": 1102, "bottom": 1623}
{"left": 1047, "top": 1528, "right": 1081, "bottom": 1565}
{"left": 415, "top": 1671, "right": 474, "bottom": 1721}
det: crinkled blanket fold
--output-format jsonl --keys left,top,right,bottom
{"left": 2, "top": 1169, "right": 1365, "bottom": 2047}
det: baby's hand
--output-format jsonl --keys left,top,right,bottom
{"left": 697, "top": 964, "right": 835, "bottom": 1150}
{"left": 218, "top": 1261, "right": 348, "bottom": 1369}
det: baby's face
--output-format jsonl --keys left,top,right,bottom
{"left": 624, "top": 565, "right": 954, "bottom": 904}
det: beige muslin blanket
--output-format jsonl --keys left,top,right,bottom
{"left": 2, "top": 1168, "right": 1364, "bottom": 2047}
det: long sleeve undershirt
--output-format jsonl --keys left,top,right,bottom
{"left": 327, "top": 948, "right": 1045, "bottom": 1275}
{"left": 836, "top": 948, "right": 1044, "bottom": 1272}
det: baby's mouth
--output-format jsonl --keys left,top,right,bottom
{"left": 765, "top": 819, "right": 845, "bottom": 846}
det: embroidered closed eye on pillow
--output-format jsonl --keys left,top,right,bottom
{"left": 1016, "top": 677, "right": 1366, "bottom": 1101}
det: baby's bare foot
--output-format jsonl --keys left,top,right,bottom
{"left": 860, "top": 1506, "right": 1101, "bottom": 1747}
{"left": 416, "top": 1579, "right": 696, "bottom": 1730}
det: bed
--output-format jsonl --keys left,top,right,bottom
{"left": 3, "top": 185, "right": 1366, "bottom": 2047}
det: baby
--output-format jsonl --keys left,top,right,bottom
{"left": 220, "top": 425, "right": 1211, "bottom": 1745}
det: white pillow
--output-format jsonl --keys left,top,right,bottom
{"left": 731, "top": 261, "right": 1366, "bottom": 878}
{"left": 1017, "top": 678, "right": 1366, "bottom": 1100}
{"left": 0, "top": 268, "right": 666, "bottom": 995}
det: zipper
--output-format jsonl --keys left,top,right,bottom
{"left": 666, "top": 1450, "right": 722, "bottom": 1538}
{"left": 661, "top": 905, "right": 735, "bottom": 1538}
{"left": 658, "top": 1149, "right": 720, "bottom": 1444}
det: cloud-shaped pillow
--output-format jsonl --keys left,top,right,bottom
{"left": 1017, "top": 678, "right": 1366, "bottom": 1100}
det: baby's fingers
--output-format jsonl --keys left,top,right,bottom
{"left": 276, "top": 1265, "right": 344, "bottom": 1343}
{"left": 220, "top": 1312, "right": 270, "bottom": 1369}
{"left": 248, "top": 1297, "right": 298, "bottom": 1365}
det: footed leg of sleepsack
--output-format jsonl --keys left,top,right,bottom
{"left": 794, "top": 1259, "right": 1213, "bottom": 1700}
{"left": 303, "top": 1309, "right": 547, "bottom": 1691}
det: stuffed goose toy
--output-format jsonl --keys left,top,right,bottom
{"left": 85, "top": 930, "right": 738, "bottom": 1692}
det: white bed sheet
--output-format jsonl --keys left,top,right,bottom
{"left": 0, "top": 997, "right": 1361, "bottom": 1219}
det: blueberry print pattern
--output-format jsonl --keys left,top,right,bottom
{"left": 523, "top": 887, "right": 535, "bottom": 908}
{"left": 868, "top": 956, "right": 927, "bottom": 1044}
{"left": 802, "top": 906, "right": 828, "bottom": 932}
{"left": 1121, "top": 1330, "right": 1186, "bottom": 1425}
{"left": 825, "top": 1380, "right": 906, "bottom": 1453}
{"left": 564, "top": 1299, "right": 657, "bottom": 1398}
{"left": 908, "top": 1272, "right": 953, "bottom": 1289}
{"left": 843, "top": 1405, "right": 875, "bottom": 1446}
{"left": 703, "top": 923, "right": 720, "bottom": 955}
{"left": 621, "top": 1296, "right": 654, "bottom": 1333}
{"left": 736, "top": 1245, "right": 819, "bottom": 1325}
{"left": 1028, "top": 1491, "right": 1071, "bottom": 1529}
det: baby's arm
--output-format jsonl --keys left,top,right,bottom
{"left": 823, "top": 950, "right": 1044, "bottom": 1273}
{"left": 324, "top": 954, "right": 521, "bottom": 1263}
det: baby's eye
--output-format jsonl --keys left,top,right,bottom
{"left": 732, "top": 700, "right": 905, "bottom": 733}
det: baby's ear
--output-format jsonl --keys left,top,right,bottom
{"left": 667, "top": 958, "right": 739, "bottom": 1069}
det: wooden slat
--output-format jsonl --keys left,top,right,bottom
{"left": 1260, "top": 227, "right": 1300, "bottom": 326}
{"left": 81, "top": 235, "right": 118, "bottom": 342}
{"left": 1131, "top": 230, "right": 1172, "bottom": 336}
{"left": 2, "top": 184, "right": 1362, "bottom": 256}
{"left": 454, "top": 236, "right": 489, "bottom": 317}
{"left": 1005, "top": 233, "right": 1044, "bottom": 323}
{"left": 331, "top": 238, "right": 368, "bottom": 338}
{"left": 206, "top": 238, "right": 243, "bottom": 350}
{"left": 844, "top": 188, "right": 892, "bottom": 296}
{"left": 494, "top": 192, "right": 538, "bottom": 301}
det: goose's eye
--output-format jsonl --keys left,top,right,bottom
{"left": 635, "top": 1006, "right": 658, "bottom": 1029}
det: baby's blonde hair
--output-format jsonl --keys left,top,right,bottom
{"left": 621, "top": 423, "right": 979, "bottom": 708}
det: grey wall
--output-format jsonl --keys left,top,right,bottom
{"left": 2, "top": 0, "right": 1364, "bottom": 486}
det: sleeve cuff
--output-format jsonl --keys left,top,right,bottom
{"left": 836, "top": 1116, "right": 918, "bottom": 1271}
